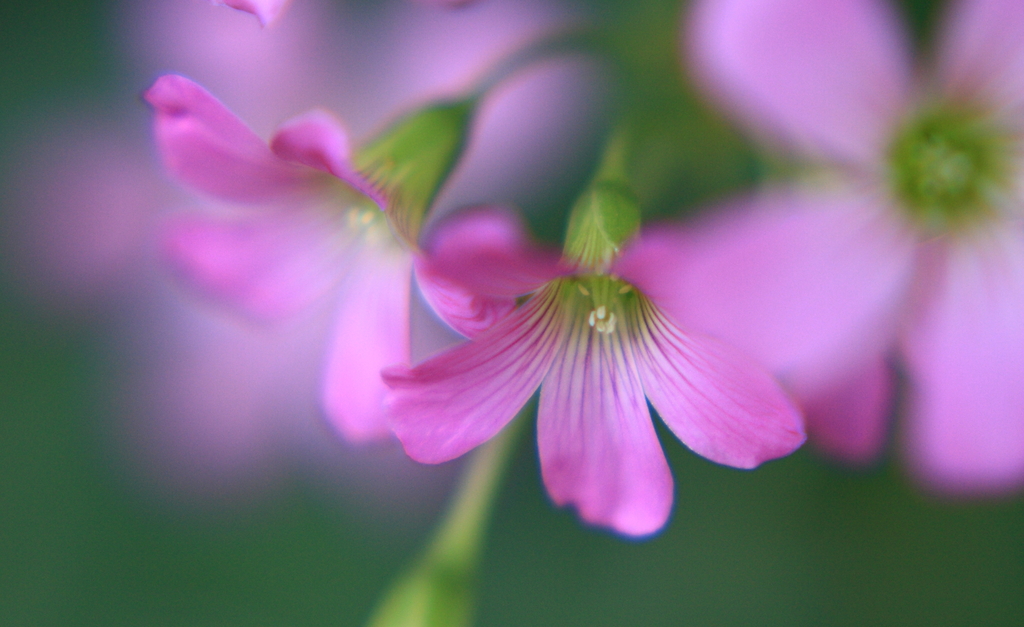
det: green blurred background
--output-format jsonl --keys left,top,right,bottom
{"left": 2, "top": 0, "right": 1022, "bottom": 625}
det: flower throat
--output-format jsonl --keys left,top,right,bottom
{"left": 887, "top": 105, "right": 1016, "bottom": 233}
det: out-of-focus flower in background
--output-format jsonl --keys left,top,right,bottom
{"left": 212, "top": 0, "right": 293, "bottom": 26}
{"left": 676, "top": 0, "right": 1024, "bottom": 493}
{"left": 2, "top": 0, "right": 607, "bottom": 509}
{"left": 146, "top": 73, "right": 460, "bottom": 443}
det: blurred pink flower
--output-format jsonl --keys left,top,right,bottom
{"left": 5, "top": 0, "right": 591, "bottom": 497}
{"left": 385, "top": 207, "right": 804, "bottom": 536}
{"left": 212, "top": 0, "right": 478, "bottom": 28}
{"left": 211, "top": 0, "right": 292, "bottom": 26}
{"left": 679, "top": 0, "right": 1024, "bottom": 492}
{"left": 146, "top": 73, "right": 465, "bottom": 442}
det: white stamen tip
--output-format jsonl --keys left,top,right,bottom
{"left": 588, "top": 310, "right": 597, "bottom": 327}
{"left": 596, "top": 305, "right": 607, "bottom": 320}
{"left": 594, "top": 313, "right": 617, "bottom": 334}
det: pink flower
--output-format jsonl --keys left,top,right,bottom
{"left": 680, "top": 0, "right": 1024, "bottom": 491}
{"left": 6, "top": 0, "right": 587, "bottom": 498}
{"left": 384, "top": 207, "right": 804, "bottom": 536}
{"left": 146, "top": 73, "right": 433, "bottom": 442}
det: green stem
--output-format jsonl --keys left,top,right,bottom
{"left": 365, "top": 406, "right": 530, "bottom": 627}
{"left": 467, "top": 28, "right": 612, "bottom": 102}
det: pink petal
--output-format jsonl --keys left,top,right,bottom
{"left": 537, "top": 301, "right": 674, "bottom": 537}
{"left": 162, "top": 212, "right": 343, "bottom": 320}
{"left": 322, "top": 244, "right": 413, "bottom": 442}
{"left": 270, "top": 110, "right": 387, "bottom": 208}
{"left": 419, "top": 206, "right": 567, "bottom": 298}
{"left": 631, "top": 300, "right": 805, "bottom": 469}
{"left": 686, "top": 0, "right": 911, "bottom": 164}
{"left": 620, "top": 190, "right": 915, "bottom": 394}
{"left": 902, "top": 230, "right": 1024, "bottom": 493}
{"left": 800, "top": 355, "right": 895, "bottom": 465}
{"left": 413, "top": 258, "right": 516, "bottom": 338}
{"left": 936, "top": 0, "right": 1024, "bottom": 118}
{"left": 384, "top": 283, "right": 566, "bottom": 463}
{"left": 145, "top": 74, "right": 318, "bottom": 204}
{"left": 212, "top": 0, "right": 292, "bottom": 26}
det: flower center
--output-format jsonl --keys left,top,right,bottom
{"left": 572, "top": 275, "right": 635, "bottom": 335}
{"left": 887, "top": 105, "right": 1015, "bottom": 232}
{"left": 345, "top": 202, "right": 393, "bottom": 247}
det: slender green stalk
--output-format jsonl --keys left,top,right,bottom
{"left": 467, "top": 28, "right": 611, "bottom": 101}
{"left": 364, "top": 407, "right": 530, "bottom": 627}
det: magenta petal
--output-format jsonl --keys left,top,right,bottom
{"left": 902, "top": 231, "right": 1024, "bottom": 493}
{"left": 322, "top": 245, "right": 413, "bottom": 442}
{"left": 212, "top": 0, "right": 292, "bottom": 26}
{"left": 413, "top": 257, "right": 516, "bottom": 338}
{"left": 384, "top": 284, "right": 565, "bottom": 463}
{"left": 632, "top": 302, "right": 804, "bottom": 469}
{"left": 622, "top": 191, "right": 915, "bottom": 393}
{"left": 162, "top": 213, "right": 340, "bottom": 320}
{"left": 145, "top": 74, "right": 316, "bottom": 203}
{"left": 270, "top": 110, "right": 386, "bottom": 208}
{"left": 421, "top": 206, "right": 567, "bottom": 298}
{"left": 687, "top": 0, "right": 911, "bottom": 164}
{"left": 538, "top": 308, "right": 673, "bottom": 537}
{"left": 936, "top": 0, "right": 1024, "bottom": 116}
{"left": 800, "top": 355, "right": 894, "bottom": 465}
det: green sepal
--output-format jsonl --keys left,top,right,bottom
{"left": 563, "top": 180, "right": 641, "bottom": 272}
{"left": 563, "top": 127, "right": 642, "bottom": 272}
{"left": 356, "top": 100, "right": 475, "bottom": 248}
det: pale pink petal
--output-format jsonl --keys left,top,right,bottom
{"left": 902, "top": 230, "right": 1024, "bottom": 493}
{"left": 537, "top": 303, "right": 673, "bottom": 537}
{"left": 145, "top": 74, "right": 318, "bottom": 203}
{"left": 936, "top": 0, "right": 1024, "bottom": 118}
{"left": 162, "top": 213, "right": 343, "bottom": 320}
{"left": 800, "top": 355, "right": 895, "bottom": 465}
{"left": 322, "top": 244, "right": 413, "bottom": 442}
{"left": 413, "top": 258, "right": 516, "bottom": 338}
{"left": 686, "top": 0, "right": 911, "bottom": 164}
{"left": 419, "top": 206, "right": 566, "bottom": 298}
{"left": 384, "top": 283, "right": 565, "bottom": 463}
{"left": 212, "top": 0, "right": 292, "bottom": 26}
{"left": 631, "top": 301, "right": 804, "bottom": 469}
{"left": 619, "top": 190, "right": 916, "bottom": 394}
{"left": 270, "top": 110, "right": 386, "bottom": 208}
